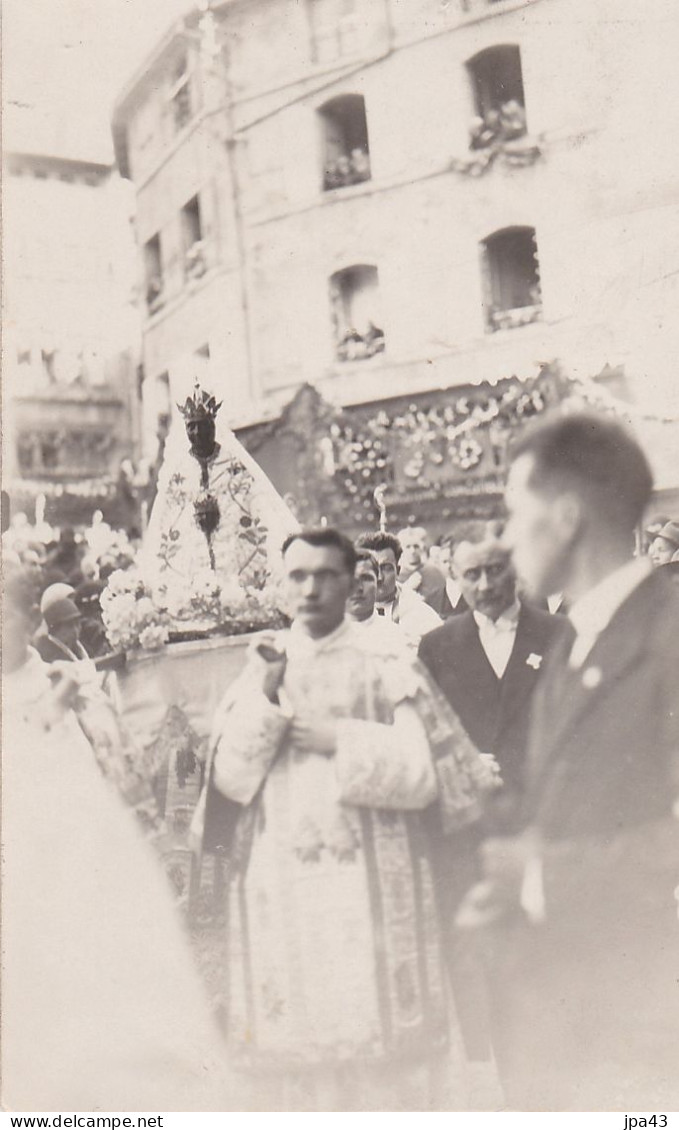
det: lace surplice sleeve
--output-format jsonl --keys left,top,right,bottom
{"left": 356, "top": 650, "right": 500, "bottom": 830}
{"left": 211, "top": 686, "right": 290, "bottom": 805}
{"left": 334, "top": 701, "right": 439, "bottom": 810}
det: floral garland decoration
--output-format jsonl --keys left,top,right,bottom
{"left": 328, "top": 377, "right": 554, "bottom": 524}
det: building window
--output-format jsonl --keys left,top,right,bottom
{"left": 144, "top": 234, "right": 164, "bottom": 312}
{"left": 481, "top": 226, "right": 542, "bottom": 332}
{"left": 155, "top": 372, "right": 171, "bottom": 439}
{"left": 169, "top": 54, "right": 193, "bottom": 133}
{"left": 319, "top": 95, "right": 371, "bottom": 191}
{"left": 330, "top": 265, "right": 385, "bottom": 361}
{"left": 181, "top": 195, "right": 207, "bottom": 280}
{"left": 467, "top": 45, "right": 527, "bottom": 149}
{"left": 309, "top": 0, "right": 358, "bottom": 64}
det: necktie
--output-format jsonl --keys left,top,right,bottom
{"left": 377, "top": 607, "right": 385, "bottom": 617}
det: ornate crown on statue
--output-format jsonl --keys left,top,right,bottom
{"left": 176, "top": 381, "right": 223, "bottom": 423}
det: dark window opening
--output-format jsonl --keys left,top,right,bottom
{"left": 481, "top": 226, "right": 542, "bottom": 332}
{"left": 182, "top": 195, "right": 206, "bottom": 280}
{"left": 144, "top": 234, "right": 163, "bottom": 311}
{"left": 319, "top": 95, "right": 371, "bottom": 191}
{"left": 330, "top": 264, "right": 385, "bottom": 362}
{"left": 170, "top": 56, "right": 193, "bottom": 134}
{"left": 467, "top": 45, "right": 527, "bottom": 149}
{"left": 173, "top": 82, "right": 192, "bottom": 131}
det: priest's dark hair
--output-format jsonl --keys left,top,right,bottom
{"left": 511, "top": 411, "right": 653, "bottom": 533}
{"left": 282, "top": 527, "right": 357, "bottom": 575}
{"left": 355, "top": 530, "right": 403, "bottom": 565}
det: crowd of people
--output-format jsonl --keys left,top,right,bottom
{"left": 2, "top": 410, "right": 679, "bottom": 1112}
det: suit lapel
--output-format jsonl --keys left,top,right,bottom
{"left": 457, "top": 613, "right": 501, "bottom": 687}
{"left": 529, "top": 575, "right": 662, "bottom": 788}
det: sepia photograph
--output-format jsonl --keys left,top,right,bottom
{"left": 2, "top": 0, "right": 679, "bottom": 1116}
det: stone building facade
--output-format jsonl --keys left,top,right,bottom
{"left": 3, "top": 149, "right": 141, "bottom": 525}
{"left": 112, "top": 0, "right": 679, "bottom": 526}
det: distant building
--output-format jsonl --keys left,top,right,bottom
{"left": 111, "top": 0, "right": 679, "bottom": 529}
{"left": 3, "top": 148, "right": 142, "bottom": 526}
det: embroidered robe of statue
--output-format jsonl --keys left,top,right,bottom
{"left": 141, "top": 419, "right": 296, "bottom": 626}
{"left": 204, "top": 620, "right": 492, "bottom": 1110}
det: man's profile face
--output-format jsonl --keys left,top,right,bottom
{"left": 185, "top": 416, "right": 216, "bottom": 458}
{"left": 398, "top": 530, "right": 426, "bottom": 571}
{"left": 371, "top": 547, "right": 399, "bottom": 603}
{"left": 504, "top": 454, "right": 568, "bottom": 599}
{"left": 283, "top": 540, "right": 353, "bottom": 639}
{"left": 453, "top": 539, "right": 516, "bottom": 621}
{"left": 347, "top": 561, "right": 378, "bottom": 622}
{"left": 649, "top": 536, "right": 675, "bottom": 566}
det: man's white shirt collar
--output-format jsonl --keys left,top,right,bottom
{"left": 472, "top": 600, "right": 521, "bottom": 678}
{"left": 568, "top": 556, "right": 651, "bottom": 667}
{"left": 445, "top": 577, "right": 463, "bottom": 608}
{"left": 286, "top": 617, "right": 353, "bottom": 660}
{"left": 375, "top": 596, "right": 396, "bottom": 620}
{"left": 473, "top": 599, "right": 521, "bottom": 634}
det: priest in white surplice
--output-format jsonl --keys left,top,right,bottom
{"left": 197, "top": 528, "right": 497, "bottom": 1111}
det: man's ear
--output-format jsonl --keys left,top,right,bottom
{"left": 553, "top": 491, "right": 583, "bottom": 541}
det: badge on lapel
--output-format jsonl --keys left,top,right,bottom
{"left": 582, "top": 665, "right": 602, "bottom": 689}
{"left": 526, "top": 653, "right": 543, "bottom": 670}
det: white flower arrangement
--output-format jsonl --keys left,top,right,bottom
{"left": 101, "top": 568, "right": 170, "bottom": 652}
{"left": 101, "top": 563, "right": 287, "bottom": 652}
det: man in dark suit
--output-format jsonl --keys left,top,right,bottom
{"left": 419, "top": 523, "right": 568, "bottom": 1078}
{"left": 465, "top": 413, "right": 679, "bottom": 1110}
{"left": 436, "top": 535, "right": 469, "bottom": 620}
{"left": 419, "top": 523, "right": 569, "bottom": 818}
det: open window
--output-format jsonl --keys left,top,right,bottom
{"left": 467, "top": 45, "right": 527, "bottom": 149}
{"left": 154, "top": 372, "right": 171, "bottom": 439}
{"left": 144, "top": 234, "right": 164, "bottom": 312}
{"left": 319, "top": 95, "right": 371, "bottom": 191}
{"left": 330, "top": 265, "right": 385, "bottom": 361}
{"left": 169, "top": 53, "right": 193, "bottom": 134}
{"left": 181, "top": 195, "right": 206, "bottom": 280}
{"left": 481, "top": 226, "right": 542, "bottom": 332}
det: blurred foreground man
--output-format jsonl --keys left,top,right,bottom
{"left": 467, "top": 414, "right": 679, "bottom": 1110}
{"left": 199, "top": 529, "right": 493, "bottom": 1111}
{"left": 2, "top": 576, "right": 230, "bottom": 1111}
